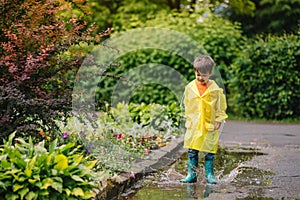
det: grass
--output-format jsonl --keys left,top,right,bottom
{"left": 227, "top": 113, "right": 300, "bottom": 124}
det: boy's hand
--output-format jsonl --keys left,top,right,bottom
{"left": 214, "top": 122, "right": 221, "bottom": 130}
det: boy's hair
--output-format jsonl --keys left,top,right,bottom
{"left": 193, "top": 55, "right": 215, "bottom": 74}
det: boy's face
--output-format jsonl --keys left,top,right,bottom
{"left": 194, "top": 69, "right": 211, "bottom": 85}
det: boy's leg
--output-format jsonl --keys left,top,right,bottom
{"left": 204, "top": 153, "right": 217, "bottom": 184}
{"left": 180, "top": 149, "right": 199, "bottom": 183}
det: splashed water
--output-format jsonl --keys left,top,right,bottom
{"left": 217, "top": 163, "right": 245, "bottom": 184}
{"left": 121, "top": 148, "right": 271, "bottom": 199}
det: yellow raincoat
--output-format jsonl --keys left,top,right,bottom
{"left": 183, "top": 80, "right": 228, "bottom": 153}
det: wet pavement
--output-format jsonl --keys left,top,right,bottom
{"left": 99, "top": 120, "right": 300, "bottom": 200}
{"left": 218, "top": 121, "right": 300, "bottom": 199}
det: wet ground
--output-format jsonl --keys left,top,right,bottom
{"left": 119, "top": 121, "right": 300, "bottom": 200}
{"left": 121, "top": 148, "right": 275, "bottom": 200}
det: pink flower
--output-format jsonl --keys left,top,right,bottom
{"left": 103, "top": 148, "right": 107, "bottom": 154}
{"left": 63, "top": 132, "right": 69, "bottom": 139}
{"left": 113, "top": 133, "right": 124, "bottom": 139}
{"left": 86, "top": 149, "right": 91, "bottom": 154}
{"left": 130, "top": 171, "right": 135, "bottom": 179}
{"left": 117, "top": 133, "right": 123, "bottom": 139}
{"left": 145, "top": 149, "right": 150, "bottom": 155}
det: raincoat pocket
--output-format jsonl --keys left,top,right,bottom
{"left": 205, "top": 122, "right": 215, "bottom": 132}
{"left": 202, "top": 131, "right": 220, "bottom": 153}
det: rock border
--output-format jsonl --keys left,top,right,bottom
{"left": 95, "top": 135, "right": 184, "bottom": 200}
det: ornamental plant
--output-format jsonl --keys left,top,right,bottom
{"left": 0, "top": 132, "right": 101, "bottom": 200}
{"left": 58, "top": 102, "right": 182, "bottom": 173}
{"left": 0, "top": 0, "right": 105, "bottom": 141}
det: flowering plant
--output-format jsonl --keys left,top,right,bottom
{"left": 57, "top": 102, "right": 182, "bottom": 173}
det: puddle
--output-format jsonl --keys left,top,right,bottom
{"left": 120, "top": 148, "right": 274, "bottom": 200}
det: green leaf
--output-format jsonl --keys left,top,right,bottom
{"left": 64, "top": 188, "right": 71, "bottom": 196}
{"left": 10, "top": 169, "right": 25, "bottom": 182}
{"left": 83, "top": 190, "right": 96, "bottom": 199}
{"left": 49, "top": 139, "right": 58, "bottom": 153}
{"left": 28, "top": 155, "right": 37, "bottom": 169}
{"left": 41, "top": 178, "right": 54, "bottom": 190}
{"left": 25, "top": 191, "right": 36, "bottom": 200}
{"left": 1, "top": 160, "right": 11, "bottom": 169}
{"left": 5, "top": 193, "right": 18, "bottom": 200}
{"left": 85, "top": 160, "right": 97, "bottom": 170}
{"left": 72, "top": 187, "right": 84, "bottom": 197}
{"left": 35, "top": 154, "right": 47, "bottom": 167}
{"left": 46, "top": 154, "right": 53, "bottom": 167}
{"left": 8, "top": 131, "right": 16, "bottom": 145}
{"left": 71, "top": 175, "right": 84, "bottom": 182}
{"left": 0, "top": 154, "right": 8, "bottom": 161}
{"left": 15, "top": 137, "right": 28, "bottom": 146}
{"left": 28, "top": 178, "right": 38, "bottom": 184}
{"left": 24, "top": 168, "right": 32, "bottom": 177}
{"left": 59, "top": 143, "right": 75, "bottom": 153}
{"left": 52, "top": 177, "right": 63, "bottom": 183}
{"left": 72, "top": 154, "right": 83, "bottom": 165}
{"left": 0, "top": 181, "right": 11, "bottom": 190}
{"left": 68, "top": 144, "right": 83, "bottom": 155}
{"left": 51, "top": 181, "right": 63, "bottom": 193}
{"left": 13, "top": 183, "right": 24, "bottom": 192}
{"left": 51, "top": 169, "right": 58, "bottom": 176}
{"left": 54, "top": 154, "right": 68, "bottom": 170}
{"left": 25, "top": 155, "right": 37, "bottom": 176}
{"left": 38, "top": 190, "right": 49, "bottom": 196}
{"left": 34, "top": 181, "right": 42, "bottom": 188}
{"left": 15, "top": 158, "right": 27, "bottom": 169}
{"left": 18, "top": 187, "right": 29, "bottom": 199}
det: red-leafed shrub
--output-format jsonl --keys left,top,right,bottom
{"left": 0, "top": 0, "right": 105, "bottom": 141}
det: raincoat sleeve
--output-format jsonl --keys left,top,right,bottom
{"left": 215, "top": 89, "right": 228, "bottom": 123}
{"left": 183, "top": 87, "right": 192, "bottom": 129}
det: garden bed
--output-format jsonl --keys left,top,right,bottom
{"left": 94, "top": 135, "right": 184, "bottom": 200}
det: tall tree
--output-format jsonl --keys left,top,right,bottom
{"left": 225, "top": 0, "right": 300, "bottom": 36}
{"left": 254, "top": 0, "right": 300, "bottom": 35}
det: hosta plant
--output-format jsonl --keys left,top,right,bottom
{"left": 0, "top": 132, "right": 101, "bottom": 200}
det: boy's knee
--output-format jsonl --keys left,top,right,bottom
{"left": 188, "top": 149, "right": 199, "bottom": 158}
{"left": 205, "top": 153, "right": 215, "bottom": 161}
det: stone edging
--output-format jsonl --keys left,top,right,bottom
{"left": 95, "top": 135, "right": 185, "bottom": 200}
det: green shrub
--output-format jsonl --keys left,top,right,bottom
{"left": 0, "top": 132, "right": 100, "bottom": 200}
{"left": 128, "top": 102, "right": 182, "bottom": 128}
{"left": 121, "top": 11, "right": 245, "bottom": 82}
{"left": 228, "top": 33, "right": 300, "bottom": 120}
{"left": 95, "top": 49, "right": 193, "bottom": 108}
{"left": 93, "top": 12, "right": 244, "bottom": 108}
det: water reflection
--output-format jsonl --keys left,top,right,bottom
{"left": 186, "top": 184, "right": 214, "bottom": 199}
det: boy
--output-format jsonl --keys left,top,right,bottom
{"left": 180, "top": 55, "right": 228, "bottom": 184}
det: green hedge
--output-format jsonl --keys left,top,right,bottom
{"left": 93, "top": 12, "right": 244, "bottom": 109}
{"left": 91, "top": 10, "right": 300, "bottom": 120}
{"left": 121, "top": 11, "right": 245, "bottom": 84}
{"left": 228, "top": 33, "right": 300, "bottom": 120}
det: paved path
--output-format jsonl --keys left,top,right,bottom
{"left": 216, "top": 120, "right": 300, "bottom": 199}
{"left": 97, "top": 120, "right": 300, "bottom": 199}
{"left": 220, "top": 120, "right": 300, "bottom": 148}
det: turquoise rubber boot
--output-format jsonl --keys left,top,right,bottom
{"left": 180, "top": 149, "right": 198, "bottom": 183}
{"left": 204, "top": 153, "right": 217, "bottom": 184}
